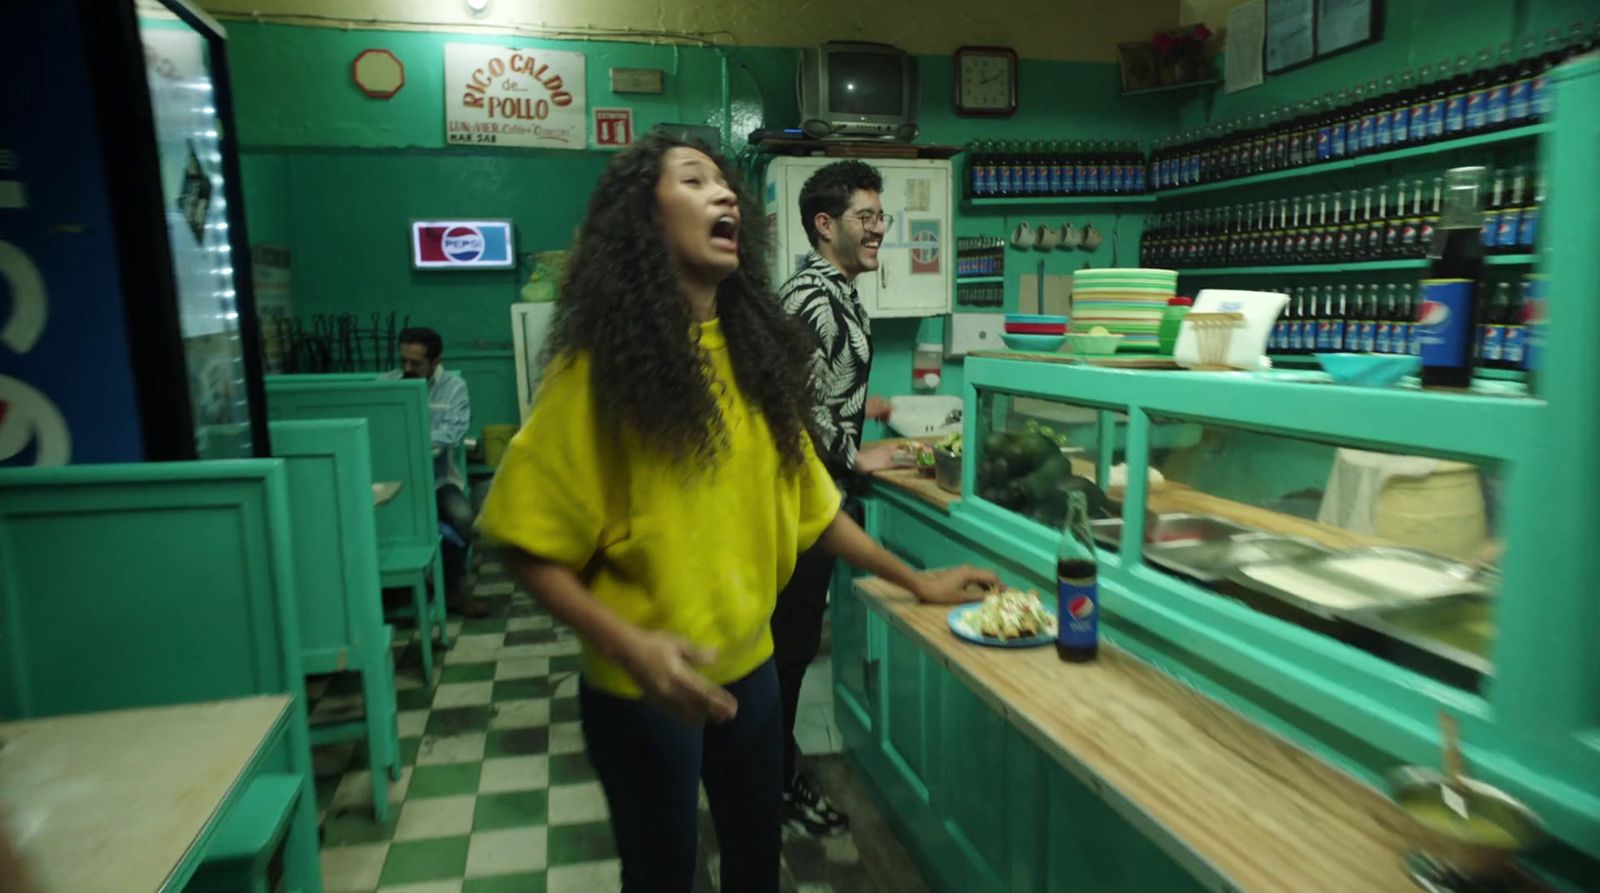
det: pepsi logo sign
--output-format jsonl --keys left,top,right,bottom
{"left": 1418, "top": 300, "right": 1450, "bottom": 327}
{"left": 442, "top": 226, "right": 485, "bottom": 262}
{"left": 1067, "top": 595, "right": 1095, "bottom": 620}
{"left": 412, "top": 220, "right": 514, "bottom": 269}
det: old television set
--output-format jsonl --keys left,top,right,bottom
{"left": 797, "top": 41, "right": 920, "bottom": 141}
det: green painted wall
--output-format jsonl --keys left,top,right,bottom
{"left": 227, "top": 22, "right": 1177, "bottom": 435}
{"left": 1180, "top": 0, "right": 1596, "bottom": 126}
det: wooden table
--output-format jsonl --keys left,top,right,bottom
{"left": 372, "top": 480, "right": 402, "bottom": 506}
{"left": 859, "top": 439, "right": 961, "bottom": 513}
{"left": 856, "top": 577, "right": 1423, "bottom": 893}
{"left": 0, "top": 697, "right": 291, "bottom": 893}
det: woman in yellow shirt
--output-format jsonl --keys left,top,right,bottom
{"left": 478, "top": 135, "right": 995, "bottom": 893}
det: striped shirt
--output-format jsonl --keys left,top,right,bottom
{"left": 381, "top": 365, "right": 469, "bottom": 491}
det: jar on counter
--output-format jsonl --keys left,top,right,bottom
{"left": 913, "top": 342, "right": 943, "bottom": 391}
{"left": 1158, "top": 296, "right": 1193, "bottom": 355}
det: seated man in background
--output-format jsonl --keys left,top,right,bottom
{"left": 384, "top": 326, "right": 487, "bottom": 618}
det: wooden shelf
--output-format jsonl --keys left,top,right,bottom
{"left": 966, "top": 194, "right": 1156, "bottom": 208}
{"left": 1152, "top": 125, "right": 1547, "bottom": 200}
{"left": 1174, "top": 254, "right": 1537, "bottom": 276}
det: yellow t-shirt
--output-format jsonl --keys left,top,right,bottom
{"left": 477, "top": 319, "right": 842, "bottom": 697}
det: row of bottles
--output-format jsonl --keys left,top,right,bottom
{"left": 1139, "top": 167, "right": 1542, "bottom": 268}
{"left": 1150, "top": 22, "right": 1596, "bottom": 190}
{"left": 956, "top": 283, "right": 1004, "bottom": 307}
{"left": 967, "top": 141, "right": 1147, "bottom": 198}
{"left": 956, "top": 236, "right": 1006, "bottom": 277}
{"left": 1269, "top": 277, "right": 1534, "bottom": 372}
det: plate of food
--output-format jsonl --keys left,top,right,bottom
{"left": 948, "top": 587, "right": 1058, "bottom": 648}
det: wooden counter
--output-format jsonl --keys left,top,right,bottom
{"left": 0, "top": 696, "right": 290, "bottom": 893}
{"left": 856, "top": 577, "right": 1420, "bottom": 893}
{"left": 869, "top": 466, "right": 960, "bottom": 513}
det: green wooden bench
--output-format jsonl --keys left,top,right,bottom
{"left": 270, "top": 419, "right": 402, "bottom": 821}
{"left": 0, "top": 461, "right": 322, "bottom": 893}
{"left": 265, "top": 377, "right": 451, "bottom": 682}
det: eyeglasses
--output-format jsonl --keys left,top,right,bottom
{"left": 842, "top": 210, "right": 892, "bottom": 229}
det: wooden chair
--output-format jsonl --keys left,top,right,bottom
{"left": 0, "top": 461, "right": 322, "bottom": 893}
{"left": 270, "top": 419, "right": 402, "bottom": 821}
{"left": 265, "top": 377, "right": 451, "bottom": 682}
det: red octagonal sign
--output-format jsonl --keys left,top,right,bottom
{"left": 353, "top": 49, "right": 405, "bottom": 99}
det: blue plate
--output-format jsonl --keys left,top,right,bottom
{"left": 1000, "top": 332, "right": 1067, "bottom": 353}
{"left": 1313, "top": 352, "right": 1421, "bottom": 387}
{"left": 1005, "top": 313, "right": 1068, "bottom": 325}
{"left": 948, "top": 602, "right": 1058, "bottom": 648}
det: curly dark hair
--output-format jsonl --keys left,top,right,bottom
{"left": 550, "top": 133, "right": 815, "bottom": 473}
{"left": 798, "top": 160, "right": 884, "bottom": 248}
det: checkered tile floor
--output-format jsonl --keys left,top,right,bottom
{"left": 305, "top": 562, "right": 921, "bottom": 893}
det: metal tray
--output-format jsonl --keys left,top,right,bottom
{"left": 1226, "top": 547, "right": 1485, "bottom": 622}
{"left": 1145, "top": 533, "right": 1332, "bottom": 584}
{"left": 1343, "top": 593, "right": 1495, "bottom": 681}
{"left": 1089, "top": 513, "right": 1255, "bottom": 549}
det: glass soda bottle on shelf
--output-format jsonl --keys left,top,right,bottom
{"left": 1330, "top": 88, "right": 1352, "bottom": 158}
{"left": 1503, "top": 280, "right": 1528, "bottom": 370}
{"left": 1419, "top": 166, "right": 1488, "bottom": 389}
{"left": 1479, "top": 280, "right": 1512, "bottom": 369}
{"left": 1465, "top": 48, "right": 1494, "bottom": 133}
{"left": 1384, "top": 183, "right": 1405, "bottom": 257}
{"left": 1056, "top": 490, "right": 1099, "bottom": 663}
{"left": 1532, "top": 30, "right": 1562, "bottom": 118}
{"left": 1419, "top": 177, "right": 1444, "bottom": 256}
{"left": 1426, "top": 61, "right": 1451, "bottom": 141}
{"left": 1331, "top": 283, "right": 1350, "bottom": 351}
{"left": 1357, "top": 79, "right": 1380, "bottom": 153}
{"left": 1444, "top": 55, "right": 1472, "bottom": 136}
{"left": 1375, "top": 283, "right": 1396, "bottom": 353}
{"left": 1368, "top": 185, "right": 1388, "bottom": 258}
{"left": 1482, "top": 169, "right": 1506, "bottom": 250}
{"left": 1375, "top": 75, "right": 1397, "bottom": 149}
{"left": 1519, "top": 169, "right": 1543, "bottom": 252}
{"left": 1486, "top": 44, "right": 1515, "bottom": 130}
{"left": 1409, "top": 65, "right": 1433, "bottom": 144}
{"left": 1508, "top": 38, "right": 1538, "bottom": 124}
{"left": 1495, "top": 167, "right": 1525, "bottom": 253}
{"left": 1391, "top": 70, "right": 1416, "bottom": 148}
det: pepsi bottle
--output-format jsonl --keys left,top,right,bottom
{"left": 1420, "top": 167, "right": 1487, "bottom": 389}
{"left": 1056, "top": 491, "right": 1099, "bottom": 663}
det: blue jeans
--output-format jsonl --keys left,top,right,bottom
{"left": 579, "top": 659, "right": 782, "bottom": 893}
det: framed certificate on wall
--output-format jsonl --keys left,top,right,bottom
{"left": 1317, "top": 0, "right": 1379, "bottom": 56}
{"left": 1265, "top": 0, "right": 1314, "bottom": 73}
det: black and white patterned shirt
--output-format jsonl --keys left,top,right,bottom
{"left": 779, "top": 251, "right": 872, "bottom": 478}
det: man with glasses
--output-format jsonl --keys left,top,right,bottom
{"left": 772, "top": 160, "right": 894, "bottom": 837}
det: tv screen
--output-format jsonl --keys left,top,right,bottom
{"left": 827, "top": 51, "right": 904, "bottom": 117}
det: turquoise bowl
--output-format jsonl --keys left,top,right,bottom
{"left": 1314, "top": 352, "right": 1422, "bottom": 387}
{"left": 1001, "top": 332, "right": 1067, "bottom": 353}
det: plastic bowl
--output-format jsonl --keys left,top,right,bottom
{"left": 1065, "top": 332, "right": 1125, "bottom": 355}
{"left": 1005, "top": 323, "right": 1068, "bottom": 335}
{"left": 1314, "top": 352, "right": 1421, "bottom": 387}
{"left": 1001, "top": 332, "right": 1067, "bottom": 353}
{"left": 1004, "top": 313, "right": 1069, "bottom": 326}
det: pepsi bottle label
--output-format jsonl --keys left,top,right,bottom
{"left": 1427, "top": 99, "right": 1446, "bottom": 137}
{"left": 1331, "top": 121, "right": 1347, "bottom": 157}
{"left": 1504, "top": 325, "right": 1526, "bottom": 366}
{"left": 1532, "top": 75, "right": 1551, "bottom": 117}
{"left": 1508, "top": 80, "right": 1531, "bottom": 120}
{"left": 1486, "top": 84, "right": 1509, "bottom": 125}
{"left": 1359, "top": 321, "right": 1377, "bottom": 353}
{"left": 1418, "top": 279, "right": 1475, "bottom": 368}
{"left": 1391, "top": 107, "right": 1409, "bottom": 144}
{"left": 1518, "top": 206, "right": 1538, "bottom": 248}
{"left": 1480, "top": 324, "right": 1505, "bottom": 362}
{"left": 1445, "top": 94, "right": 1466, "bottom": 132}
{"left": 1057, "top": 579, "right": 1098, "bottom": 651}
{"left": 1481, "top": 211, "right": 1500, "bottom": 246}
{"left": 1376, "top": 111, "right": 1393, "bottom": 147}
{"left": 1410, "top": 103, "right": 1430, "bottom": 141}
{"left": 1376, "top": 321, "right": 1393, "bottom": 354}
{"left": 1496, "top": 210, "right": 1521, "bottom": 248}
{"left": 1465, "top": 90, "right": 1488, "bottom": 130}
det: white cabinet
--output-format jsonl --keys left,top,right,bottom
{"left": 763, "top": 156, "right": 952, "bottom": 318}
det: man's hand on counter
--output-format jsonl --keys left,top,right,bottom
{"left": 866, "top": 396, "right": 893, "bottom": 422}
{"left": 911, "top": 566, "right": 999, "bottom": 605}
{"left": 854, "top": 442, "right": 899, "bottom": 473}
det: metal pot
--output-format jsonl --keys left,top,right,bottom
{"left": 933, "top": 448, "right": 962, "bottom": 494}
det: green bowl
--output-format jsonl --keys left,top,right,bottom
{"left": 1001, "top": 333, "right": 1067, "bottom": 353}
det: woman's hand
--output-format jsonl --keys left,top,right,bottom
{"left": 912, "top": 565, "right": 1000, "bottom": 605}
{"left": 618, "top": 630, "right": 738, "bottom": 724}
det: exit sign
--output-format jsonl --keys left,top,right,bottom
{"left": 594, "top": 108, "right": 633, "bottom": 148}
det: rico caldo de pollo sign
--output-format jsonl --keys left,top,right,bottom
{"left": 445, "top": 43, "right": 586, "bottom": 149}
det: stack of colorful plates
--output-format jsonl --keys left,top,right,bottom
{"left": 1070, "top": 268, "right": 1178, "bottom": 351}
